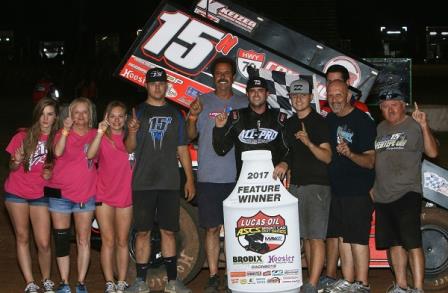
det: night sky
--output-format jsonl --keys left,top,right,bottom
{"left": 1, "top": 0, "right": 447, "bottom": 61}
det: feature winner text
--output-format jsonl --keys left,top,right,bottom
{"left": 237, "top": 184, "right": 281, "bottom": 203}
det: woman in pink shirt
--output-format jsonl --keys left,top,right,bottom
{"left": 4, "top": 98, "right": 58, "bottom": 293}
{"left": 48, "top": 97, "right": 97, "bottom": 293}
{"left": 87, "top": 101, "right": 133, "bottom": 293}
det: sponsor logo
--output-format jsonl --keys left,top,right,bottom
{"left": 166, "top": 83, "right": 177, "bottom": 98}
{"left": 256, "top": 278, "right": 266, "bottom": 284}
{"left": 121, "top": 68, "right": 145, "bottom": 84}
{"left": 263, "top": 271, "right": 271, "bottom": 276}
{"left": 235, "top": 211, "right": 287, "bottom": 254}
{"left": 248, "top": 278, "right": 256, "bottom": 284}
{"left": 247, "top": 271, "right": 262, "bottom": 276}
{"left": 264, "top": 61, "right": 298, "bottom": 75}
{"left": 283, "top": 276, "right": 300, "bottom": 280}
{"left": 186, "top": 86, "right": 202, "bottom": 98}
{"left": 238, "top": 128, "right": 278, "bottom": 144}
{"left": 230, "top": 271, "right": 247, "bottom": 277}
{"left": 267, "top": 277, "right": 281, "bottom": 283}
{"left": 231, "top": 278, "right": 239, "bottom": 284}
{"left": 272, "top": 270, "right": 284, "bottom": 276}
{"left": 252, "top": 264, "right": 276, "bottom": 269}
{"left": 194, "top": 0, "right": 258, "bottom": 32}
{"left": 237, "top": 49, "right": 265, "bottom": 79}
{"left": 232, "top": 255, "right": 263, "bottom": 264}
{"left": 240, "top": 279, "right": 247, "bottom": 284}
{"left": 284, "top": 269, "right": 300, "bottom": 275}
{"left": 323, "top": 56, "right": 362, "bottom": 88}
{"left": 268, "top": 254, "right": 295, "bottom": 264}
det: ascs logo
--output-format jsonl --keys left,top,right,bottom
{"left": 235, "top": 211, "right": 288, "bottom": 254}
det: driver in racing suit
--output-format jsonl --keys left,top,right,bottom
{"left": 213, "top": 77, "right": 289, "bottom": 180}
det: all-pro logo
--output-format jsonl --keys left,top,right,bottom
{"left": 235, "top": 211, "right": 287, "bottom": 254}
{"left": 238, "top": 128, "right": 278, "bottom": 144}
{"left": 237, "top": 49, "right": 265, "bottom": 79}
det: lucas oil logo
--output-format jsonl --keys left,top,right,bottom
{"left": 235, "top": 211, "right": 287, "bottom": 254}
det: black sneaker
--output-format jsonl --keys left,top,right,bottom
{"left": 204, "top": 275, "right": 220, "bottom": 293}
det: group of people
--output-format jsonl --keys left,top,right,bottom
{"left": 4, "top": 55, "right": 438, "bottom": 293}
{"left": 188, "top": 58, "right": 438, "bottom": 293}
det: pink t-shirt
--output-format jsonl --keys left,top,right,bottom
{"left": 49, "top": 129, "right": 97, "bottom": 203}
{"left": 4, "top": 131, "right": 49, "bottom": 199}
{"left": 96, "top": 133, "right": 133, "bottom": 208}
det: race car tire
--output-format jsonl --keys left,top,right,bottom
{"left": 420, "top": 207, "right": 448, "bottom": 291}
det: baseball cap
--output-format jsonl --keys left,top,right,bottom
{"left": 289, "top": 79, "right": 312, "bottom": 95}
{"left": 246, "top": 77, "right": 268, "bottom": 91}
{"left": 378, "top": 89, "right": 406, "bottom": 103}
{"left": 145, "top": 68, "right": 167, "bottom": 83}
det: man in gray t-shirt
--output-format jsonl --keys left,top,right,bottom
{"left": 372, "top": 90, "right": 438, "bottom": 292}
{"left": 187, "top": 57, "right": 246, "bottom": 292}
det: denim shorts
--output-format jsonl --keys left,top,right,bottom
{"left": 48, "top": 196, "right": 96, "bottom": 214}
{"left": 4, "top": 193, "right": 49, "bottom": 206}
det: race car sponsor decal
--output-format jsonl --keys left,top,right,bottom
{"left": 237, "top": 49, "right": 265, "bottom": 79}
{"left": 194, "top": 0, "right": 258, "bottom": 32}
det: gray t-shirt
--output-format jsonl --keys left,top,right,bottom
{"left": 132, "top": 102, "right": 188, "bottom": 190}
{"left": 196, "top": 92, "right": 247, "bottom": 183}
{"left": 373, "top": 116, "right": 424, "bottom": 203}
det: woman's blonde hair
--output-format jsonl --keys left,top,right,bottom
{"left": 68, "top": 97, "right": 95, "bottom": 128}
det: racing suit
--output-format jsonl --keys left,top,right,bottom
{"left": 213, "top": 107, "right": 289, "bottom": 176}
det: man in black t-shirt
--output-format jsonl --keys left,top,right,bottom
{"left": 125, "top": 68, "right": 195, "bottom": 293}
{"left": 285, "top": 79, "right": 332, "bottom": 293}
{"left": 324, "top": 80, "right": 376, "bottom": 293}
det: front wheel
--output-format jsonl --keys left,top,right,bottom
{"left": 127, "top": 199, "right": 205, "bottom": 291}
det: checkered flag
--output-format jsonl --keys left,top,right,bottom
{"left": 247, "top": 67, "right": 319, "bottom": 117}
{"left": 424, "top": 172, "right": 448, "bottom": 196}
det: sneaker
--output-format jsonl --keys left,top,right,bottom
{"left": 204, "top": 275, "right": 220, "bottom": 293}
{"left": 348, "top": 281, "right": 370, "bottom": 293}
{"left": 164, "top": 279, "right": 191, "bottom": 293}
{"left": 25, "top": 282, "right": 40, "bottom": 293}
{"left": 323, "top": 279, "right": 353, "bottom": 293}
{"left": 56, "top": 283, "right": 71, "bottom": 293}
{"left": 317, "top": 276, "right": 337, "bottom": 292}
{"left": 302, "top": 282, "right": 318, "bottom": 293}
{"left": 105, "top": 281, "right": 117, "bottom": 293}
{"left": 125, "top": 279, "right": 150, "bottom": 293}
{"left": 116, "top": 281, "right": 129, "bottom": 293}
{"left": 407, "top": 289, "right": 424, "bottom": 293}
{"left": 387, "top": 283, "right": 408, "bottom": 293}
{"left": 75, "top": 283, "right": 88, "bottom": 293}
{"left": 42, "top": 279, "right": 55, "bottom": 293}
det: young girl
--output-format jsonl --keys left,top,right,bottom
{"left": 48, "top": 97, "right": 97, "bottom": 293}
{"left": 4, "top": 98, "right": 58, "bottom": 293}
{"left": 87, "top": 101, "right": 133, "bottom": 293}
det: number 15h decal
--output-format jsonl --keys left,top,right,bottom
{"left": 141, "top": 11, "right": 238, "bottom": 76}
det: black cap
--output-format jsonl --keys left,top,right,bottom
{"left": 145, "top": 68, "right": 167, "bottom": 83}
{"left": 246, "top": 77, "right": 268, "bottom": 91}
{"left": 378, "top": 89, "right": 406, "bottom": 103}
